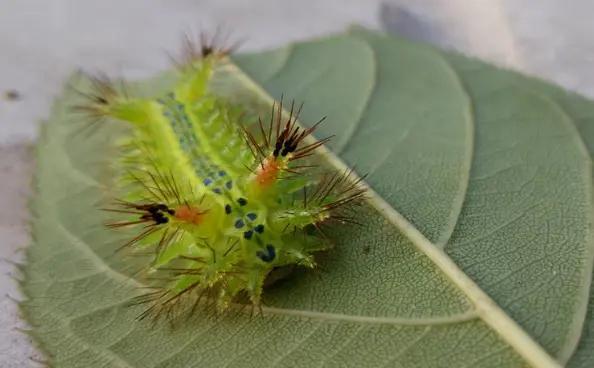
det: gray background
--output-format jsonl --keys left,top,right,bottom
{"left": 1, "top": 0, "right": 593, "bottom": 366}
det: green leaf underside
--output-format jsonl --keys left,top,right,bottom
{"left": 22, "top": 29, "right": 593, "bottom": 367}
{"left": 235, "top": 28, "right": 594, "bottom": 366}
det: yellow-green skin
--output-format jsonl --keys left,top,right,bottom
{"left": 100, "top": 56, "right": 332, "bottom": 311}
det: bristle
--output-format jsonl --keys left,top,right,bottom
{"left": 70, "top": 74, "right": 123, "bottom": 118}
{"left": 172, "top": 29, "right": 240, "bottom": 70}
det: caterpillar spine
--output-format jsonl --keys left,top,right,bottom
{"left": 78, "top": 39, "right": 365, "bottom": 319}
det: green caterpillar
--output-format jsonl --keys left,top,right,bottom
{"left": 79, "top": 38, "right": 365, "bottom": 319}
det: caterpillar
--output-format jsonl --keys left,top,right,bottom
{"left": 76, "top": 34, "right": 365, "bottom": 320}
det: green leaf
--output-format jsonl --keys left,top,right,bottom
{"left": 234, "top": 28, "right": 594, "bottom": 367}
{"left": 22, "top": 28, "right": 594, "bottom": 367}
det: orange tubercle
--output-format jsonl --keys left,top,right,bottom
{"left": 255, "top": 156, "right": 283, "bottom": 188}
{"left": 174, "top": 205, "right": 206, "bottom": 225}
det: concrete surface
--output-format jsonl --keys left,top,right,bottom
{"left": 1, "top": 1, "right": 593, "bottom": 366}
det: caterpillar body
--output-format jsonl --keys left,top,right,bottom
{"left": 78, "top": 39, "right": 365, "bottom": 319}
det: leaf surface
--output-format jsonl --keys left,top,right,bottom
{"left": 22, "top": 29, "right": 594, "bottom": 367}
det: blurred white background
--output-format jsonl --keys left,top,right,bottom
{"left": 1, "top": 0, "right": 593, "bottom": 366}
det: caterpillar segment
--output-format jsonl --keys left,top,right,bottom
{"left": 82, "top": 46, "right": 364, "bottom": 318}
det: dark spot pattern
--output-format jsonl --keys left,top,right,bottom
{"left": 256, "top": 245, "right": 276, "bottom": 263}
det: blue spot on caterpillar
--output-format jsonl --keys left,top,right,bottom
{"left": 257, "top": 245, "right": 276, "bottom": 263}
